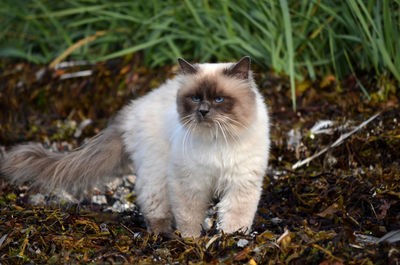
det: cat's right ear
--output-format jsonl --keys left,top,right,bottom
{"left": 224, "top": 56, "right": 251, "bottom": 80}
{"left": 178, "top": 58, "right": 198, "bottom": 74}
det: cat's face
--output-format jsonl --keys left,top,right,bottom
{"left": 176, "top": 57, "right": 256, "bottom": 138}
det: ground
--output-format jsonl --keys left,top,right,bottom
{"left": 0, "top": 59, "right": 399, "bottom": 264}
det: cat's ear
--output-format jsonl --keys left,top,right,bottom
{"left": 178, "top": 58, "right": 198, "bottom": 74}
{"left": 225, "top": 56, "right": 251, "bottom": 80}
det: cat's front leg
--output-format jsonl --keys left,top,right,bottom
{"left": 168, "top": 176, "right": 210, "bottom": 238}
{"left": 217, "top": 178, "right": 263, "bottom": 234}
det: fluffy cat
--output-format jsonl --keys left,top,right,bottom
{"left": 1, "top": 57, "right": 270, "bottom": 237}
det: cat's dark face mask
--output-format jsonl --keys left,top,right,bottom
{"left": 176, "top": 57, "right": 257, "bottom": 135}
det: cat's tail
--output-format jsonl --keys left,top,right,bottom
{"left": 0, "top": 124, "right": 128, "bottom": 199}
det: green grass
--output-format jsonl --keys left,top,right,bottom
{"left": 0, "top": 0, "right": 399, "bottom": 108}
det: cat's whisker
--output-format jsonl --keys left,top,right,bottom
{"left": 186, "top": 122, "right": 195, "bottom": 156}
{"left": 214, "top": 123, "right": 219, "bottom": 140}
{"left": 183, "top": 120, "right": 197, "bottom": 158}
{"left": 219, "top": 115, "right": 249, "bottom": 131}
{"left": 182, "top": 121, "right": 191, "bottom": 157}
{"left": 215, "top": 116, "right": 243, "bottom": 145}
{"left": 219, "top": 120, "right": 240, "bottom": 146}
{"left": 216, "top": 115, "right": 247, "bottom": 132}
{"left": 180, "top": 114, "right": 195, "bottom": 124}
{"left": 189, "top": 122, "right": 198, "bottom": 157}
{"left": 228, "top": 124, "right": 242, "bottom": 145}
{"left": 171, "top": 118, "right": 192, "bottom": 141}
{"left": 180, "top": 117, "right": 195, "bottom": 129}
{"left": 215, "top": 120, "right": 228, "bottom": 146}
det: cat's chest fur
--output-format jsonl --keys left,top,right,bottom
{"left": 170, "top": 128, "right": 239, "bottom": 176}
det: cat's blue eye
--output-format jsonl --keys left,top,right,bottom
{"left": 191, "top": 96, "right": 201, "bottom": 102}
{"left": 215, "top": 97, "right": 224, "bottom": 103}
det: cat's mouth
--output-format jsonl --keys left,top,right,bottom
{"left": 180, "top": 116, "right": 214, "bottom": 130}
{"left": 180, "top": 114, "right": 245, "bottom": 138}
{"left": 195, "top": 114, "right": 215, "bottom": 127}
{"left": 198, "top": 120, "right": 214, "bottom": 128}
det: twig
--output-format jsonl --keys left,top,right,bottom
{"left": 377, "top": 230, "right": 400, "bottom": 244}
{"left": 60, "top": 70, "right": 93, "bottom": 80}
{"left": 49, "top": 30, "right": 109, "bottom": 69}
{"left": 292, "top": 112, "right": 380, "bottom": 170}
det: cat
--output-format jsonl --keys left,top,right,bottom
{"left": 1, "top": 56, "right": 270, "bottom": 238}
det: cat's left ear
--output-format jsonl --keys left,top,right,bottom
{"left": 225, "top": 56, "right": 251, "bottom": 80}
{"left": 178, "top": 58, "right": 198, "bottom": 74}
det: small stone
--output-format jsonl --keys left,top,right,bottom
{"left": 325, "top": 154, "right": 338, "bottom": 167}
{"left": 237, "top": 239, "right": 249, "bottom": 247}
{"left": 92, "top": 195, "right": 107, "bottom": 205}
{"left": 271, "top": 217, "right": 283, "bottom": 224}
{"left": 100, "top": 223, "right": 109, "bottom": 233}
{"left": 125, "top": 175, "right": 136, "bottom": 185}
{"left": 250, "top": 231, "right": 259, "bottom": 238}
{"left": 35, "top": 68, "right": 46, "bottom": 81}
{"left": 112, "top": 186, "right": 130, "bottom": 200}
{"left": 203, "top": 217, "right": 213, "bottom": 231}
{"left": 106, "top": 178, "right": 123, "bottom": 191}
{"left": 106, "top": 200, "right": 135, "bottom": 213}
{"left": 108, "top": 200, "right": 124, "bottom": 212}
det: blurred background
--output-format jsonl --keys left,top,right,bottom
{"left": 1, "top": 1, "right": 399, "bottom": 90}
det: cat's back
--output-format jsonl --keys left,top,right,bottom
{"left": 121, "top": 77, "right": 180, "bottom": 126}
{"left": 118, "top": 76, "right": 183, "bottom": 161}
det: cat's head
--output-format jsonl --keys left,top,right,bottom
{"left": 176, "top": 56, "right": 257, "bottom": 138}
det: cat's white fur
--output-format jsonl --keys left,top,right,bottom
{"left": 1, "top": 58, "right": 270, "bottom": 238}
{"left": 120, "top": 62, "right": 270, "bottom": 237}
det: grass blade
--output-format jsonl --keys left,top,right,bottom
{"left": 279, "top": 0, "right": 296, "bottom": 109}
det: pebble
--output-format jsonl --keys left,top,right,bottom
{"left": 237, "top": 239, "right": 249, "bottom": 247}
{"left": 92, "top": 194, "right": 107, "bottom": 205}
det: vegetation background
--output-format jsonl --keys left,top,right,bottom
{"left": 1, "top": 0, "right": 399, "bottom": 107}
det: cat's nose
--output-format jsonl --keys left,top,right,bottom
{"left": 198, "top": 109, "right": 209, "bottom": 117}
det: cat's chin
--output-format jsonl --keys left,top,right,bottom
{"left": 197, "top": 120, "right": 214, "bottom": 128}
